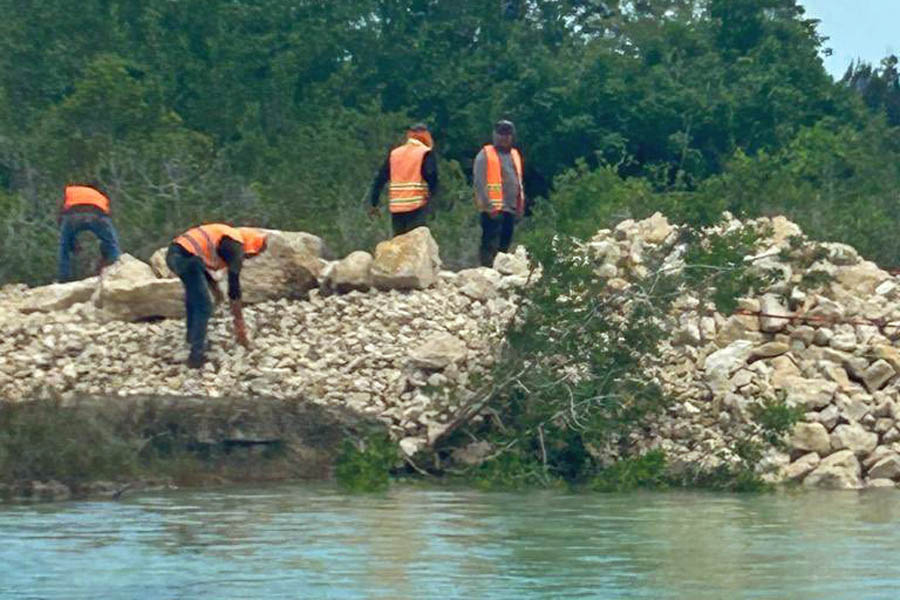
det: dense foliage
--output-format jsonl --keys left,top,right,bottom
{"left": 431, "top": 210, "right": 804, "bottom": 491}
{"left": 2, "top": 0, "right": 898, "bottom": 283}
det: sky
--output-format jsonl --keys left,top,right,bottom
{"left": 799, "top": 0, "right": 898, "bottom": 79}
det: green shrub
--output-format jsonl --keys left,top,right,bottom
{"left": 590, "top": 450, "right": 667, "bottom": 493}
{"left": 335, "top": 434, "right": 397, "bottom": 492}
{"left": 751, "top": 393, "right": 804, "bottom": 448}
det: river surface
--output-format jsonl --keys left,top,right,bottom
{"left": 3, "top": 484, "right": 900, "bottom": 599}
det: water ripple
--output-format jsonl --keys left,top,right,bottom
{"left": 2, "top": 485, "right": 900, "bottom": 599}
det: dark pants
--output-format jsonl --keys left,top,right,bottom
{"left": 166, "top": 244, "right": 212, "bottom": 364}
{"left": 480, "top": 212, "right": 515, "bottom": 267}
{"left": 58, "top": 212, "right": 121, "bottom": 282}
{"left": 391, "top": 205, "right": 428, "bottom": 237}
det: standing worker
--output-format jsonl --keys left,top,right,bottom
{"left": 57, "top": 182, "right": 122, "bottom": 282}
{"left": 369, "top": 123, "right": 439, "bottom": 237}
{"left": 473, "top": 120, "right": 525, "bottom": 267}
{"left": 165, "top": 224, "right": 268, "bottom": 368}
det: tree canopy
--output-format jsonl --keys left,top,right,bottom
{"left": 0, "top": 0, "right": 897, "bottom": 283}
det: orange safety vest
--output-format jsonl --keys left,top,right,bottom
{"left": 174, "top": 224, "right": 244, "bottom": 271}
{"left": 63, "top": 185, "right": 110, "bottom": 214}
{"left": 481, "top": 145, "right": 524, "bottom": 216}
{"left": 388, "top": 139, "right": 431, "bottom": 214}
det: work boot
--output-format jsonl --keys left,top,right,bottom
{"left": 187, "top": 350, "right": 206, "bottom": 369}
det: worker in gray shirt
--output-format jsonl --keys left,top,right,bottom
{"left": 473, "top": 120, "right": 525, "bottom": 267}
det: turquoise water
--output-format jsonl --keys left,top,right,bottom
{"left": 2, "top": 484, "right": 900, "bottom": 599}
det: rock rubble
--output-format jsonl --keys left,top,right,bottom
{"left": 0, "top": 228, "right": 532, "bottom": 457}
{"left": 592, "top": 213, "right": 900, "bottom": 489}
{"left": 6, "top": 212, "right": 900, "bottom": 491}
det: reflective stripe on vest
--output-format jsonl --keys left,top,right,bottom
{"left": 173, "top": 224, "right": 244, "bottom": 271}
{"left": 63, "top": 186, "right": 110, "bottom": 214}
{"left": 388, "top": 139, "right": 430, "bottom": 214}
{"left": 482, "top": 145, "right": 523, "bottom": 215}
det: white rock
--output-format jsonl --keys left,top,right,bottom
{"left": 759, "top": 294, "right": 790, "bottom": 333}
{"left": 399, "top": 436, "right": 426, "bottom": 457}
{"left": 791, "top": 422, "right": 832, "bottom": 456}
{"left": 372, "top": 227, "right": 442, "bottom": 290}
{"left": 703, "top": 341, "right": 755, "bottom": 394}
{"left": 408, "top": 333, "right": 468, "bottom": 370}
{"left": 456, "top": 268, "right": 501, "bottom": 302}
{"left": 803, "top": 450, "right": 862, "bottom": 490}
{"left": 830, "top": 423, "right": 878, "bottom": 457}
{"left": 784, "top": 452, "right": 820, "bottom": 481}
{"left": 868, "top": 454, "right": 900, "bottom": 480}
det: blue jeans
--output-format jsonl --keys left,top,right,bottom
{"left": 166, "top": 244, "right": 213, "bottom": 364}
{"left": 58, "top": 212, "right": 121, "bottom": 282}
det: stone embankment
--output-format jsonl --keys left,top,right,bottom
{"left": 4, "top": 214, "right": 900, "bottom": 491}
{"left": 588, "top": 213, "right": 900, "bottom": 490}
{"left": 0, "top": 227, "right": 531, "bottom": 458}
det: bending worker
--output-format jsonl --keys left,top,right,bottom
{"left": 165, "top": 224, "right": 268, "bottom": 368}
{"left": 369, "top": 123, "right": 438, "bottom": 237}
{"left": 473, "top": 120, "right": 525, "bottom": 267}
{"left": 58, "top": 182, "right": 122, "bottom": 282}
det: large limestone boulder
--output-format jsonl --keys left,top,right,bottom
{"left": 790, "top": 422, "right": 831, "bottom": 456}
{"left": 371, "top": 227, "right": 441, "bottom": 290}
{"left": 149, "top": 247, "right": 174, "bottom": 278}
{"left": 99, "top": 278, "right": 185, "bottom": 321}
{"left": 868, "top": 454, "right": 900, "bottom": 480}
{"left": 830, "top": 423, "right": 878, "bottom": 457}
{"left": 409, "top": 332, "right": 467, "bottom": 369}
{"left": 783, "top": 452, "right": 820, "bottom": 481}
{"left": 703, "top": 340, "right": 754, "bottom": 395}
{"left": 776, "top": 376, "right": 837, "bottom": 410}
{"left": 635, "top": 212, "right": 674, "bottom": 245}
{"left": 93, "top": 254, "right": 184, "bottom": 321}
{"left": 240, "top": 230, "right": 325, "bottom": 302}
{"left": 803, "top": 449, "right": 862, "bottom": 490}
{"left": 862, "top": 359, "right": 896, "bottom": 392}
{"left": 831, "top": 260, "right": 890, "bottom": 302}
{"left": 321, "top": 251, "right": 373, "bottom": 294}
{"left": 19, "top": 277, "right": 99, "bottom": 313}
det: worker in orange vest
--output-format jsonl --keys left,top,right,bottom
{"left": 473, "top": 120, "right": 525, "bottom": 267}
{"left": 57, "top": 183, "right": 122, "bottom": 281}
{"left": 165, "top": 224, "right": 268, "bottom": 368}
{"left": 369, "top": 124, "right": 439, "bottom": 237}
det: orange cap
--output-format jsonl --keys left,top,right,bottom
{"left": 238, "top": 227, "right": 268, "bottom": 257}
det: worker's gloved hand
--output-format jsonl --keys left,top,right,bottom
{"left": 235, "top": 319, "right": 250, "bottom": 348}
{"left": 230, "top": 300, "right": 250, "bottom": 348}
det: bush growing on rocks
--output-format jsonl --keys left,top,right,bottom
{"left": 432, "top": 213, "right": 792, "bottom": 490}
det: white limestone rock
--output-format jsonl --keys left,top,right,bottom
{"left": 322, "top": 251, "right": 373, "bottom": 294}
{"left": 20, "top": 277, "right": 99, "bottom": 314}
{"left": 408, "top": 332, "right": 468, "bottom": 370}
{"left": 803, "top": 450, "right": 862, "bottom": 490}
{"left": 830, "top": 423, "right": 878, "bottom": 457}
{"left": 372, "top": 227, "right": 442, "bottom": 290}
{"left": 868, "top": 454, "right": 900, "bottom": 480}
{"left": 456, "top": 267, "right": 501, "bottom": 302}
{"left": 759, "top": 294, "right": 791, "bottom": 333}
{"left": 790, "top": 422, "right": 832, "bottom": 456}
{"left": 784, "top": 452, "right": 820, "bottom": 482}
